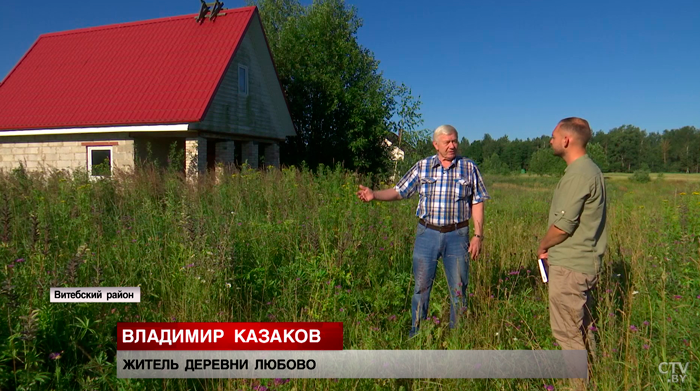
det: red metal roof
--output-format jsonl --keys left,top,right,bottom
{"left": 0, "top": 6, "right": 257, "bottom": 131}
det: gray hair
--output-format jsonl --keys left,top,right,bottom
{"left": 433, "top": 125, "right": 458, "bottom": 142}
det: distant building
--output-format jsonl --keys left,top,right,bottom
{"left": 0, "top": 6, "right": 294, "bottom": 177}
{"left": 384, "top": 132, "right": 405, "bottom": 161}
{"left": 384, "top": 138, "right": 405, "bottom": 161}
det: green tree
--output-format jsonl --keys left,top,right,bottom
{"left": 528, "top": 148, "right": 566, "bottom": 176}
{"left": 480, "top": 153, "right": 510, "bottom": 175}
{"left": 587, "top": 142, "right": 609, "bottom": 172}
{"left": 464, "top": 139, "right": 483, "bottom": 164}
{"left": 252, "top": 0, "right": 422, "bottom": 174}
{"left": 606, "top": 125, "right": 645, "bottom": 172}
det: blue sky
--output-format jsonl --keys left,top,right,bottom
{"left": 1, "top": 0, "right": 698, "bottom": 141}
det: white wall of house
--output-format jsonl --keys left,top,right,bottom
{"left": 0, "top": 133, "right": 134, "bottom": 173}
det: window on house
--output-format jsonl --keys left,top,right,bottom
{"left": 87, "top": 146, "right": 113, "bottom": 177}
{"left": 238, "top": 65, "right": 248, "bottom": 95}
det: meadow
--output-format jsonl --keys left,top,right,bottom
{"left": 0, "top": 165, "right": 698, "bottom": 390}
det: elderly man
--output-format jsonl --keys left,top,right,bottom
{"left": 538, "top": 117, "right": 607, "bottom": 359}
{"left": 357, "top": 125, "right": 489, "bottom": 337}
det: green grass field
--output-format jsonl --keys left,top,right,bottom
{"left": 603, "top": 173, "right": 700, "bottom": 182}
{"left": 0, "top": 166, "right": 698, "bottom": 390}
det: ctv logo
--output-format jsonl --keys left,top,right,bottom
{"left": 658, "top": 362, "right": 690, "bottom": 383}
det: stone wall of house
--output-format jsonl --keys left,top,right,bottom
{"left": 0, "top": 133, "right": 134, "bottom": 173}
{"left": 185, "top": 137, "right": 207, "bottom": 176}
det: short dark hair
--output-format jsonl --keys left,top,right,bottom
{"left": 558, "top": 117, "right": 592, "bottom": 146}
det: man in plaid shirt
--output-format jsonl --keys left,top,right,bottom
{"left": 357, "top": 125, "right": 489, "bottom": 336}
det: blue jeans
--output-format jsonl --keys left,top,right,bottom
{"left": 410, "top": 223, "right": 470, "bottom": 336}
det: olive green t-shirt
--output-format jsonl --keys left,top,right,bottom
{"left": 548, "top": 154, "right": 607, "bottom": 275}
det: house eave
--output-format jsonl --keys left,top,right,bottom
{"left": 0, "top": 124, "right": 191, "bottom": 137}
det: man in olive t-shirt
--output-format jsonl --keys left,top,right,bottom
{"left": 538, "top": 117, "right": 607, "bottom": 356}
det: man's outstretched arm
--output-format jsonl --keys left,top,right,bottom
{"left": 357, "top": 185, "right": 402, "bottom": 202}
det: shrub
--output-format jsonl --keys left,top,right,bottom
{"left": 630, "top": 169, "right": 651, "bottom": 183}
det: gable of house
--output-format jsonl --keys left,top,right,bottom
{"left": 196, "top": 12, "right": 295, "bottom": 140}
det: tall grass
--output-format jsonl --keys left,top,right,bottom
{"left": 0, "top": 165, "right": 698, "bottom": 390}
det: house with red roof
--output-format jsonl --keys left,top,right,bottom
{"left": 0, "top": 5, "right": 294, "bottom": 177}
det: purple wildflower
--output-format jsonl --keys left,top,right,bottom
{"left": 252, "top": 386, "right": 268, "bottom": 391}
{"left": 48, "top": 351, "right": 63, "bottom": 360}
{"left": 388, "top": 315, "right": 397, "bottom": 321}
{"left": 629, "top": 325, "right": 638, "bottom": 332}
{"left": 509, "top": 271, "right": 520, "bottom": 275}
{"left": 171, "top": 316, "right": 177, "bottom": 321}
{"left": 335, "top": 285, "right": 341, "bottom": 289}
{"left": 339, "top": 308, "right": 344, "bottom": 312}
{"left": 274, "top": 378, "right": 290, "bottom": 386}
{"left": 642, "top": 344, "right": 649, "bottom": 350}
{"left": 15, "top": 258, "right": 25, "bottom": 263}
{"left": 185, "top": 263, "right": 195, "bottom": 268}
{"left": 7, "top": 264, "right": 14, "bottom": 269}
{"left": 545, "top": 385, "right": 555, "bottom": 391}
{"left": 267, "top": 314, "right": 276, "bottom": 320}
{"left": 643, "top": 321, "right": 649, "bottom": 326}
{"left": 589, "top": 326, "right": 597, "bottom": 332}
{"left": 674, "top": 295, "right": 682, "bottom": 300}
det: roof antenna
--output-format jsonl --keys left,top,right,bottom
{"left": 195, "top": 0, "right": 226, "bottom": 23}
{"left": 210, "top": 0, "right": 225, "bottom": 21}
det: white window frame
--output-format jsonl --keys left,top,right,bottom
{"left": 238, "top": 64, "right": 249, "bottom": 96}
{"left": 87, "top": 146, "right": 113, "bottom": 178}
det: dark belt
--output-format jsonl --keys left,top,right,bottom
{"left": 419, "top": 219, "right": 469, "bottom": 233}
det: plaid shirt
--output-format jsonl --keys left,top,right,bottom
{"left": 394, "top": 155, "right": 490, "bottom": 226}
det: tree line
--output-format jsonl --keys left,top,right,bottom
{"left": 252, "top": 1, "right": 697, "bottom": 176}
{"left": 397, "top": 125, "right": 700, "bottom": 175}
